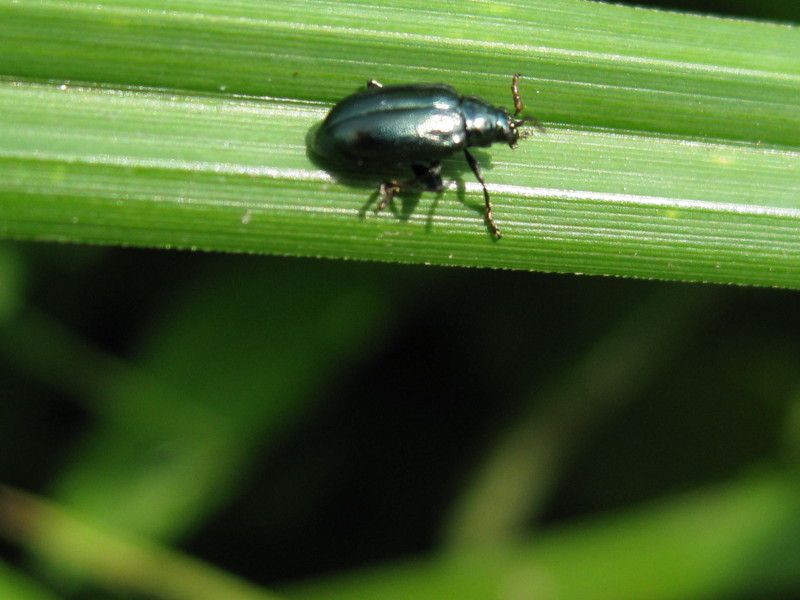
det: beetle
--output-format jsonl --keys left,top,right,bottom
{"left": 311, "top": 74, "right": 543, "bottom": 238}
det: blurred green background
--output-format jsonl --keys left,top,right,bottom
{"left": 2, "top": 1, "right": 800, "bottom": 599}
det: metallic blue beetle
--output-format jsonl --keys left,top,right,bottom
{"left": 312, "top": 75, "right": 542, "bottom": 238}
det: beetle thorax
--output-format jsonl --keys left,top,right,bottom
{"left": 460, "top": 97, "right": 516, "bottom": 148}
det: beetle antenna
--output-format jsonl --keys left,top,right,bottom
{"left": 511, "top": 74, "right": 545, "bottom": 134}
{"left": 511, "top": 73, "right": 524, "bottom": 116}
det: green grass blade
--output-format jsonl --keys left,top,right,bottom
{"left": 1, "top": 0, "right": 799, "bottom": 286}
{"left": 2, "top": 0, "right": 799, "bottom": 144}
{"left": 0, "top": 560, "right": 58, "bottom": 600}
{"left": 285, "top": 471, "right": 800, "bottom": 600}
{"left": 0, "top": 487, "right": 281, "bottom": 600}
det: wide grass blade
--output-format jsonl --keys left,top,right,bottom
{"left": 0, "top": 0, "right": 799, "bottom": 286}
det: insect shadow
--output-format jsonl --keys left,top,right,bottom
{"left": 305, "top": 125, "right": 494, "bottom": 233}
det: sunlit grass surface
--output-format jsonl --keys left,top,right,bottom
{"left": 0, "top": 0, "right": 799, "bottom": 285}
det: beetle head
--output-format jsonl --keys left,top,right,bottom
{"left": 508, "top": 115, "right": 546, "bottom": 148}
{"left": 462, "top": 96, "right": 544, "bottom": 148}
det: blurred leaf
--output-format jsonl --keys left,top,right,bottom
{"left": 286, "top": 470, "right": 800, "bottom": 600}
{"left": 0, "top": 487, "right": 280, "bottom": 600}
{"left": 0, "top": 1, "right": 798, "bottom": 285}
{"left": 0, "top": 560, "right": 58, "bottom": 600}
{"left": 47, "top": 259, "right": 395, "bottom": 541}
{"left": 0, "top": 243, "right": 25, "bottom": 323}
{"left": 443, "top": 284, "right": 716, "bottom": 546}
{"left": 784, "top": 391, "right": 800, "bottom": 467}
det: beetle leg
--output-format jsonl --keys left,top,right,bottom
{"left": 463, "top": 149, "right": 501, "bottom": 239}
{"left": 376, "top": 180, "right": 400, "bottom": 212}
{"left": 367, "top": 79, "right": 384, "bottom": 89}
{"left": 411, "top": 162, "right": 443, "bottom": 193}
{"left": 376, "top": 162, "right": 443, "bottom": 214}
